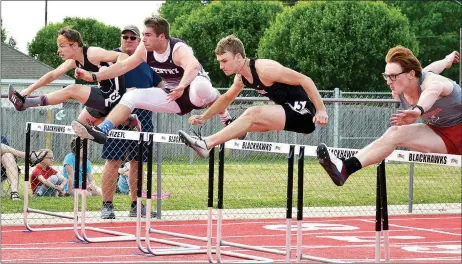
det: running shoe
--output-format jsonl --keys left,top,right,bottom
{"left": 316, "top": 143, "right": 349, "bottom": 186}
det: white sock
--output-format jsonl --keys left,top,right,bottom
{"left": 329, "top": 151, "right": 344, "bottom": 171}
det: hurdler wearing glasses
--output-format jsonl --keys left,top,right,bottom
{"left": 8, "top": 27, "right": 139, "bottom": 129}
{"left": 317, "top": 47, "right": 461, "bottom": 186}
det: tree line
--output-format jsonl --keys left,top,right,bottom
{"left": 4, "top": 0, "right": 460, "bottom": 91}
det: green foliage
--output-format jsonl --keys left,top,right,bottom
{"left": 280, "top": 0, "right": 298, "bottom": 6}
{"left": 385, "top": 0, "right": 461, "bottom": 81}
{"left": 1, "top": 18, "right": 7, "bottom": 43}
{"left": 158, "top": 0, "right": 209, "bottom": 25}
{"left": 27, "top": 17, "right": 121, "bottom": 78}
{"left": 171, "top": 1, "right": 284, "bottom": 87}
{"left": 1, "top": 28, "right": 6, "bottom": 43}
{"left": 259, "top": 1, "right": 418, "bottom": 91}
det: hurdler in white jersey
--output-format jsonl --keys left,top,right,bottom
{"left": 71, "top": 15, "right": 241, "bottom": 144}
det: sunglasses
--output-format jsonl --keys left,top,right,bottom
{"left": 122, "top": 35, "right": 138, "bottom": 41}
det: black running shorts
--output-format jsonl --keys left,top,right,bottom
{"left": 84, "top": 86, "right": 123, "bottom": 118}
{"left": 281, "top": 101, "right": 316, "bottom": 134}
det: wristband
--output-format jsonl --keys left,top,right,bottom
{"left": 91, "top": 73, "right": 98, "bottom": 82}
{"left": 412, "top": 105, "right": 424, "bottom": 116}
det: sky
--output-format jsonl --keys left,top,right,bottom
{"left": 1, "top": 1, "right": 165, "bottom": 54}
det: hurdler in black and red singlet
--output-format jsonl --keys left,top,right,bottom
{"left": 147, "top": 37, "right": 208, "bottom": 115}
{"left": 76, "top": 46, "right": 126, "bottom": 117}
{"left": 241, "top": 59, "right": 317, "bottom": 134}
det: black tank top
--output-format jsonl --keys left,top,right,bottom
{"left": 75, "top": 47, "right": 125, "bottom": 94}
{"left": 241, "top": 59, "right": 311, "bottom": 105}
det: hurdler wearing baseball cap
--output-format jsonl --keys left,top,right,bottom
{"left": 122, "top": 25, "right": 140, "bottom": 36}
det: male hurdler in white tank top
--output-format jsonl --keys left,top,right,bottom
{"left": 71, "top": 15, "right": 235, "bottom": 144}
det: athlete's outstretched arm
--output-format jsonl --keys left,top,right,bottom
{"left": 87, "top": 47, "right": 129, "bottom": 64}
{"left": 189, "top": 74, "right": 244, "bottom": 125}
{"left": 173, "top": 45, "right": 201, "bottom": 89}
{"left": 76, "top": 43, "right": 146, "bottom": 82}
{"left": 167, "top": 45, "right": 201, "bottom": 102}
{"left": 423, "top": 51, "right": 459, "bottom": 74}
{"left": 21, "top": 59, "right": 76, "bottom": 97}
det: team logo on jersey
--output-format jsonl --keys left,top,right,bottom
{"left": 154, "top": 68, "right": 180, "bottom": 75}
{"left": 288, "top": 101, "right": 311, "bottom": 115}
{"left": 422, "top": 108, "right": 442, "bottom": 123}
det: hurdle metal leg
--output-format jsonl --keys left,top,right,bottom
{"left": 140, "top": 134, "right": 216, "bottom": 259}
{"left": 375, "top": 161, "right": 390, "bottom": 263}
{"left": 214, "top": 144, "right": 294, "bottom": 263}
{"left": 69, "top": 138, "right": 140, "bottom": 243}
{"left": 71, "top": 134, "right": 175, "bottom": 244}
{"left": 375, "top": 162, "right": 382, "bottom": 262}
{"left": 296, "top": 147, "right": 347, "bottom": 264}
{"left": 23, "top": 123, "right": 83, "bottom": 239}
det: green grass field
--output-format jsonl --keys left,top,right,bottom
{"left": 1, "top": 161, "right": 460, "bottom": 214}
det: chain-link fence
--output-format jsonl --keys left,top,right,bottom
{"left": 1, "top": 88, "right": 460, "bottom": 226}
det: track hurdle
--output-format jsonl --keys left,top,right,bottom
{"left": 140, "top": 136, "right": 276, "bottom": 262}
{"left": 23, "top": 122, "right": 150, "bottom": 243}
{"left": 69, "top": 129, "right": 219, "bottom": 248}
{"left": 213, "top": 142, "right": 341, "bottom": 263}
{"left": 23, "top": 123, "right": 83, "bottom": 241}
{"left": 23, "top": 122, "right": 213, "bottom": 248}
{"left": 295, "top": 146, "right": 348, "bottom": 263}
{"left": 137, "top": 133, "right": 210, "bottom": 257}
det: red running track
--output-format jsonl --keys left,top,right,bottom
{"left": 1, "top": 214, "right": 460, "bottom": 263}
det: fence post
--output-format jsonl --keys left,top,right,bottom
{"left": 333, "top": 88, "right": 340, "bottom": 147}
{"left": 45, "top": 109, "right": 53, "bottom": 149}
{"left": 408, "top": 163, "right": 415, "bottom": 213}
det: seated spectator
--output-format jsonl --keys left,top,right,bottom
{"left": 31, "top": 149, "right": 67, "bottom": 197}
{"left": 116, "top": 162, "right": 130, "bottom": 195}
{"left": 1, "top": 135, "right": 47, "bottom": 200}
{"left": 62, "top": 138, "right": 102, "bottom": 196}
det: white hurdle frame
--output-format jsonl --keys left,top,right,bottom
{"left": 23, "top": 122, "right": 461, "bottom": 262}
{"left": 23, "top": 123, "right": 148, "bottom": 243}
{"left": 137, "top": 133, "right": 215, "bottom": 258}
{"left": 215, "top": 137, "right": 461, "bottom": 263}
{"left": 214, "top": 144, "right": 340, "bottom": 263}
{"left": 138, "top": 134, "right": 273, "bottom": 262}
{"left": 23, "top": 122, "right": 211, "bottom": 249}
